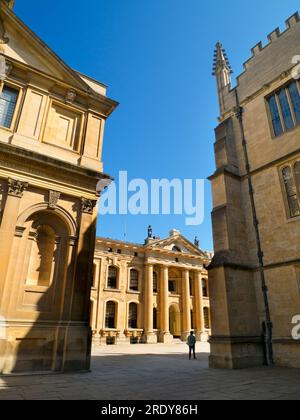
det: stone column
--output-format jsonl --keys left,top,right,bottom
{"left": 181, "top": 269, "right": 191, "bottom": 341}
{"left": 159, "top": 266, "right": 173, "bottom": 343}
{"left": 143, "top": 263, "right": 157, "bottom": 343}
{"left": 0, "top": 179, "right": 28, "bottom": 308}
{"left": 194, "top": 271, "right": 205, "bottom": 341}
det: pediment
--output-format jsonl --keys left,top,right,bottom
{"left": 1, "top": 6, "right": 90, "bottom": 91}
{"left": 147, "top": 235, "right": 206, "bottom": 257}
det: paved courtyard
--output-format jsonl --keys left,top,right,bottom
{"left": 0, "top": 342, "right": 300, "bottom": 400}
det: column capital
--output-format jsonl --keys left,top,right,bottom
{"left": 7, "top": 178, "right": 28, "bottom": 198}
{"left": 81, "top": 198, "right": 97, "bottom": 214}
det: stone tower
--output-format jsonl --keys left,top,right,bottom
{"left": 209, "top": 13, "right": 300, "bottom": 368}
{"left": 0, "top": 0, "right": 118, "bottom": 373}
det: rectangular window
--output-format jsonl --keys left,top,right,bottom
{"left": 288, "top": 82, "right": 300, "bottom": 124}
{"left": 268, "top": 81, "right": 300, "bottom": 137}
{"left": 268, "top": 95, "right": 283, "bottom": 137}
{"left": 168, "top": 280, "right": 176, "bottom": 293}
{"left": 0, "top": 86, "right": 19, "bottom": 129}
{"left": 278, "top": 90, "right": 294, "bottom": 130}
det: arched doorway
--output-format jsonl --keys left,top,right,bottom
{"left": 169, "top": 304, "right": 181, "bottom": 338}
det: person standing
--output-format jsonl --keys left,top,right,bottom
{"left": 187, "top": 331, "right": 197, "bottom": 360}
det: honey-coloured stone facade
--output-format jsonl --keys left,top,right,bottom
{"left": 91, "top": 230, "right": 211, "bottom": 345}
{"left": 209, "top": 13, "right": 300, "bottom": 368}
{"left": 0, "top": 1, "right": 117, "bottom": 374}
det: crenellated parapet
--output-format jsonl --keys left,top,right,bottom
{"left": 213, "top": 12, "right": 300, "bottom": 117}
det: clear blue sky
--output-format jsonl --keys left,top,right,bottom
{"left": 15, "top": 0, "right": 300, "bottom": 250}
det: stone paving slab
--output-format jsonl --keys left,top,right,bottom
{"left": 0, "top": 343, "right": 300, "bottom": 400}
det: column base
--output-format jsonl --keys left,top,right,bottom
{"left": 143, "top": 332, "right": 158, "bottom": 344}
{"left": 159, "top": 332, "right": 173, "bottom": 344}
{"left": 181, "top": 332, "right": 190, "bottom": 342}
{"left": 196, "top": 331, "right": 209, "bottom": 342}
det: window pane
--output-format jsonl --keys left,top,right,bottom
{"left": 108, "top": 266, "right": 117, "bottom": 289}
{"left": 130, "top": 270, "right": 139, "bottom": 291}
{"left": 0, "top": 86, "right": 18, "bottom": 128}
{"left": 128, "top": 303, "right": 137, "bottom": 329}
{"left": 268, "top": 95, "right": 283, "bottom": 136}
{"left": 282, "top": 166, "right": 300, "bottom": 218}
{"left": 288, "top": 82, "right": 300, "bottom": 125}
{"left": 278, "top": 89, "right": 294, "bottom": 130}
{"left": 105, "top": 302, "right": 116, "bottom": 329}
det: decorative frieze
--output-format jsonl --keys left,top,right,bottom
{"left": 7, "top": 179, "right": 28, "bottom": 198}
{"left": 81, "top": 198, "right": 96, "bottom": 214}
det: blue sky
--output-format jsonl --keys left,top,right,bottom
{"left": 15, "top": 0, "right": 300, "bottom": 250}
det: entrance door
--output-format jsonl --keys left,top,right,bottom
{"left": 169, "top": 305, "right": 181, "bottom": 338}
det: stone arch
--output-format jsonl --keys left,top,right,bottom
{"left": 15, "top": 203, "right": 77, "bottom": 238}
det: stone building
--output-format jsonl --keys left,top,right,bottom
{"left": 209, "top": 13, "right": 300, "bottom": 368}
{"left": 0, "top": 0, "right": 117, "bottom": 373}
{"left": 91, "top": 229, "right": 211, "bottom": 345}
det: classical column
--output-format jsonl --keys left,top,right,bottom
{"left": 181, "top": 269, "right": 191, "bottom": 341}
{"left": 143, "top": 263, "right": 157, "bottom": 343}
{"left": 159, "top": 265, "right": 173, "bottom": 343}
{"left": 194, "top": 271, "right": 205, "bottom": 341}
{"left": 0, "top": 179, "right": 28, "bottom": 308}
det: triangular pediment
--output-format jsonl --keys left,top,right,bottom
{"left": 0, "top": 5, "right": 91, "bottom": 91}
{"left": 146, "top": 234, "right": 207, "bottom": 258}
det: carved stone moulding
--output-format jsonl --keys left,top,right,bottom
{"left": 81, "top": 197, "right": 96, "bottom": 215}
{"left": 48, "top": 190, "right": 61, "bottom": 210}
{"left": 7, "top": 178, "right": 28, "bottom": 198}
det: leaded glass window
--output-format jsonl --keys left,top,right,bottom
{"left": 268, "top": 95, "right": 283, "bottom": 137}
{"left": 0, "top": 86, "right": 18, "bottom": 129}
{"left": 268, "top": 81, "right": 300, "bottom": 136}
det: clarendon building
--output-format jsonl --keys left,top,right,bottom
{"left": 0, "top": 0, "right": 117, "bottom": 374}
{"left": 90, "top": 228, "right": 212, "bottom": 345}
{"left": 209, "top": 12, "right": 300, "bottom": 368}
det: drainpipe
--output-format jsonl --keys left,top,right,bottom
{"left": 234, "top": 89, "right": 274, "bottom": 366}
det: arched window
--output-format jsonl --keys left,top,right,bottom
{"left": 105, "top": 301, "right": 116, "bottom": 329}
{"left": 153, "top": 308, "right": 158, "bottom": 330}
{"left": 204, "top": 307, "right": 210, "bottom": 330}
{"left": 153, "top": 271, "right": 158, "bottom": 293}
{"left": 27, "top": 225, "right": 56, "bottom": 287}
{"left": 172, "top": 246, "right": 181, "bottom": 253}
{"left": 128, "top": 303, "right": 138, "bottom": 329}
{"left": 107, "top": 266, "right": 118, "bottom": 289}
{"left": 130, "top": 269, "right": 139, "bottom": 291}
{"left": 202, "top": 279, "right": 208, "bottom": 297}
{"left": 282, "top": 166, "right": 300, "bottom": 218}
